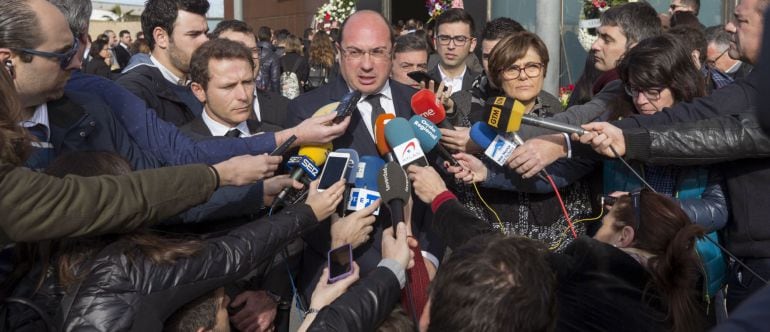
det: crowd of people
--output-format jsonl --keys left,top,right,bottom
{"left": 1, "top": 0, "right": 770, "bottom": 330}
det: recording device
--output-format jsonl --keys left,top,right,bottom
{"left": 469, "top": 122, "right": 517, "bottom": 166}
{"left": 377, "top": 161, "right": 411, "bottom": 233}
{"left": 384, "top": 117, "right": 429, "bottom": 170}
{"left": 270, "top": 135, "right": 296, "bottom": 156}
{"left": 271, "top": 143, "right": 332, "bottom": 208}
{"left": 408, "top": 115, "right": 459, "bottom": 167}
{"left": 482, "top": 96, "right": 586, "bottom": 135}
{"left": 406, "top": 71, "right": 448, "bottom": 92}
{"left": 375, "top": 113, "right": 397, "bottom": 162}
{"left": 411, "top": 89, "right": 455, "bottom": 130}
{"left": 327, "top": 243, "right": 354, "bottom": 283}
{"left": 317, "top": 151, "right": 351, "bottom": 192}
{"left": 346, "top": 155, "right": 383, "bottom": 216}
{"left": 333, "top": 90, "right": 362, "bottom": 124}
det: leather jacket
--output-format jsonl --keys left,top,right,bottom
{"left": 257, "top": 41, "right": 281, "bottom": 93}
{"left": 60, "top": 204, "right": 318, "bottom": 331}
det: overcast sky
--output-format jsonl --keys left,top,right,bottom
{"left": 95, "top": 0, "right": 224, "bottom": 17}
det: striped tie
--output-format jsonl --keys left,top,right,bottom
{"left": 25, "top": 124, "right": 55, "bottom": 170}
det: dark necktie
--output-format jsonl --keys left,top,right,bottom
{"left": 25, "top": 124, "right": 55, "bottom": 170}
{"left": 224, "top": 129, "right": 241, "bottom": 138}
{"left": 366, "top": 93, "right": 385, "bottom": 134}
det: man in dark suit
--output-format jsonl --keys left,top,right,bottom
{"left": 428, "top": 8, "right": 481, "bottom": 96}
{"left": 210, "top": 19, "right": 289, "bottom": 129}
{"left": 113, "top": 29, "right": 132, "bottom": 70}
{"left": 286, "top": 10, "right": 444, "bottom": 300}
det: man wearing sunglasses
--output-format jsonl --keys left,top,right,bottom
{"left": 428, "top": 8, "right": 480, "bottom": 96}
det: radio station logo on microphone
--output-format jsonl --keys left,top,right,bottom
{"left": 298, "top": 157, "right": 320, "bottom": 179}
{"left": 412, "top": 119, "right": 439, "bottom": 141}
{"left": 347, "top": 188, "right": 381, "bottom": 215}
{"left": 393, "top": 138, "right": 425, "bottom": 165}
{"left": 419, "top": 108, "right": 436, "bottom": 118}
{"left": 494, "top": 96, "right": 507, "bottom": 106}
{"left": 488, "top": 106, "right": 502, "bottom": 128}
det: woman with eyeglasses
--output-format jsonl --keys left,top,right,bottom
{"left": 84, "top": 39, "right": 113, "bottom": 79}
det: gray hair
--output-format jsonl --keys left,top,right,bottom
{"left": 0, "top": 0, "right": 43, "bottom": 62}
{"left": 704, "top": 25, "right": 730, "bottom": 51}
{"left": 47, "top": 0, "right": 92, "bottom": 36}
{"left": 600, "top": 2, "right": 661, "bottom": 47}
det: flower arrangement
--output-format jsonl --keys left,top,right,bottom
{"left": 559, "top": 84, "right": 575, "bottom": 109}
{"left": 315, "top": 0, "right": 356, "bottom": 28}
{"left": 577, "top": 0, "right": 637, "bottom": 50}
{"left": 426, "top": 0, "right": 453, "bottom": 22}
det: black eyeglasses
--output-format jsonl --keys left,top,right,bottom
{"left": 11, "top": 37, "right": 80, "bottom": 71}
{"left": 435, "top": 35, "right": 472, "bottom": 46}
{"left": 624, "top": 85, "right": 664, "bottom": 101}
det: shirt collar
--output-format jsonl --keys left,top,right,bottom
{"left": 356, "top": 80, "right": 393, "bottom": 102}
{"left": 726, "top": 60, "right": 743, "bottom": 74}
{"left": 20, "top": 103, "right": 50, "bottom": 141}
{"left": 437, "top": 64, "right": 467, "bottom": 80}
{"left": 150, "top": 54, "right": 190, "bottom": 86}
{"left": 201, "top": 108, "right": 251, "bottom": 137}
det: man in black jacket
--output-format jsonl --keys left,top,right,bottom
{"left": 113, "top": 29, "right": 132, "bottom": 69}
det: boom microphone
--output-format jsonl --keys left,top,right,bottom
{"left": 384, "top": 117, "right": 429, "bottom": 170}
{"left": 375, "top": 113, "right": 397, "bottom": 162}
{"left": 469, "top": 122, "right": 517, "bottom": 166}
{"left": 483, "top": 96, "right": 586, "bottom": 135}
{"left": 272, "top": 143, "right": 332, "bottom": 208}
{"left": 411, "top": 89, "right": 455, "bottom": 130}
{"left": 408, "top": 115, "right": 459, "bottom": 167}
{"left": 378, "top": 161, "right": 411, "bottom": 232}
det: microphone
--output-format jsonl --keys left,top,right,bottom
{"left": 469, "top": 122, "right": 517, "bottom": 166}
{"left": 375, "top": 113, "right": 396, "bottom": 162}
{"left": 346, "top": 155, "right": 384, "bottom": 215}
{"left": 384, "top": 117, "right": 429, "bottom": 170}
{"left": 408, "top": 115, "right": 460, "bottom": 167}
{"left": 483, "top": 96, "right": 586, "bottom": 135}
{"left": 411, "top": 89, "right": 455, "bottom": 130}
{"left": 377, "top": 161, "right": 411, "bottom": 233}
{"left": 272, "top": 143, "right": 332, "bottom": 208}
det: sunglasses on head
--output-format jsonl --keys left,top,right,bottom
{"left": 603, "top": 190, "right": 644, "bottom": 232}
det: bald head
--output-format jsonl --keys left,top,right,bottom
{"left": 340, "top": 10, "right": 394, "bottom": 46}
{"left": 336, "top": 10, "right": 394, "bottom": 95}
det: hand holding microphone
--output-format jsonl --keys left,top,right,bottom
{"left": 271, "top": 143, "right": 332, "bottom": 209}
{"left": 406, "top": 165, "right": 447, "bottom": 204}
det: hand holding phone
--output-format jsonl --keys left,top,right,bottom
{"left": 317, "top": 152, "right": 352, "bottom": 192}
{"left": 328, "top": 243, "right": 354, "bottom": 283}
{"left": 407, "top": 71, "right": 448, "bottom": 92}
{"left": 333, "top": 90, "right": 362, "bottom": 124}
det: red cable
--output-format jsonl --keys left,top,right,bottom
{"left": 545, "top": 174, "right": 578, "bottom": 239}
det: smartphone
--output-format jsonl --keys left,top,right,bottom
{"left": 407, "top": 71, "right": 448, "bottom": 92}
{"left": 317, "top": 151, "right": 351, "bottom": 191}
{"left": 328, "top": 243, "right": 353, "bottom": 283}
{"left": 270, "top": 135, "right": 296, "bottom": 156}
{"left": 333, "top": 90, "right": 362, "bottom": 124}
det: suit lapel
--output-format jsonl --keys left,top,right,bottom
{"left": 188, "top": 117, "right": 213, "bottom": 136}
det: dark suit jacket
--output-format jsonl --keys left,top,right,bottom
{"left": 180, "top": 115, "right": 281, "bottom": 140}
{"left": 254, "top": 90, "right": 289, "bottom": 130}
{"left": 286, "top": 76, "right": 445, "bottom": 299}
{"left": 117, "top": 64, "right": 201, "bottom": 127}
{"left": 113, "top": 44, "right": 131, "bottom": 69}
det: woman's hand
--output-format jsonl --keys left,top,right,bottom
{"left": 308, "top": 263, "right": 360, "bottom": 310}
{"left": 445, "top": 152, "right": 488, "bottom": 184}
{"left": 305, "top": 179, "right": 345, "bottom": 221}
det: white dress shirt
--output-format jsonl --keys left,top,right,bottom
{"left": 201, "top": 109, "right": 252, "bottom": 137}
{"left": 150, "top": 55, "right": 190, "bottom": 86}
{"left": 252, "top": 89, "right": 262, "bottom": 122}
{"left": 355, "top": 81, "right": 396, "bottom": 140}
{"left": 21, "top": 104, "right": 52, "bottom": 146}
{"left": 438, "top": 64, "right": 467, "bottom": 95}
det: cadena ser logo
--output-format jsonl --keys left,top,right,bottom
{"left": 488, "top": 106, "right": 502, "bottom": 127}
{"left": 299, "top": 157, "right": 320, "bottom": 179}
{"left": 393, "top": 138, "right": 425, "bottom": 165}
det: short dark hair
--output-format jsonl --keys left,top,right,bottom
{"left": 274, "top": 28, "right": 290, "bottom": 43}
{"left": 141, "top": 0, "right": 210, "bottom": 50}
{"left": 190, "top": 38, "right": 254, "bottom": 89}
{"left": 119, "top": 30, "right": 130, "bottom": 38}
{"left": 164, "top": 288, "right": 223, "bottom": 332}
{"left": 89, "top": 39, "right": 109, "bottom": 59}
{"left": 680, "top": 0, "right": 701, "bottom": 15}
{"left": 705, "top": 25, "right": 730, "bottom": 49}
{"left": 481, "top": 17, "right": 525, "bottom": 42}
{"left": 210, "top": 19, "right": 254, "bottom": 39}
{"left": 669, "top": 11, "right": 703, "bottom": 30}
{"left": 428, "top": 234, "right": 556, "bottom": 332}
{"left": 393, "top": 33, "right": 429, "bottom": 55}
{"left": 600, "top": 2, "right": 661, "bottom": 46}
{"left": 488, "top": 31, "right": 550, "bottom": 88}
{"left": 434, "top": 8, "right": 475, "bottom": 37}
{"left": 667, "top": 25, "right": 707, "bottom": 64}
{"left": 257, "top": 26, "right": 271, "bottom": 42}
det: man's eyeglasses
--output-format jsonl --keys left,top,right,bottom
{"left": 624, "top": 85, "right": 664, "bottom": 101}
{"left": 706, "top": 49, "right": 729, "bottom": 68}
{"left": 435, "top": 35, "right": 472, "bottom": 46}
{"left": 502, "top": 62, "right": 544, "bottom": 80}
{"left": 339, "top": 46, "right": 391, "bottom": 61}
{"left": 11, "top": 37, "right": 80, "bottom": 71}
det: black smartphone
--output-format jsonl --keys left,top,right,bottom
{"left": 270, "top": 135, "right": 296, "bottom": 156}
{"left": 407, "top": 71, "right": 448, "bottom": 92}
{"left": 328, "top": 243, "right": 353, "bottom": 283}
{"left": 333, "top": 90, "right": 362, "bottom": 124}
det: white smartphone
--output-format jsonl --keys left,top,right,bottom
{"left": 317, "top": 151, "right": 351, "bottom": 192}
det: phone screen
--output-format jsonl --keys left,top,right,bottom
{"left": 318, "top": 155, "right": 349, "bottom": 190}
{"left": 328, "top": 244, "right": 352, "bottom": 282}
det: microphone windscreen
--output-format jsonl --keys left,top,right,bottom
{"left": 384, "top": 117, "right": 416, "bottom": 148}
{"left": 335, "top": 148, "right": 359, "bottom": 184}
{"left": 469, "top": 122, "right": 497, "bottom": 149}
{"left": 411, "top": 89, "right": 446, "bottom": 124}
{"left": 375, "top": 113, "right": 396, "bottom": 156}
{"left": 298, "top": 142, "right": 332, "bottom": 166}
{"left": 357, "top": 155, "right": 385, "bottom": 190}
{"left": 313, "top": 101, "right": 341, "bottom": 117}
{"left": 408, "top": 115, "right": 441, "bottom": 151}
{"left": 378, "top": 161, "right": 411, "bottom": 204}
{"left": 482, "top": 96, "right": 527, "bottom": 132}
